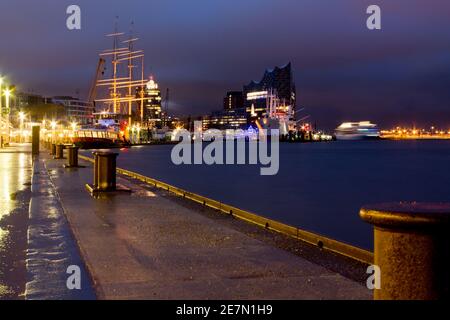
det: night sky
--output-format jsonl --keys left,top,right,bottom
{"left": 0, "top": 0, "right": 449, "bottom": 130}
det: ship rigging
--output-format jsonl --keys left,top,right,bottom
{"left": 89, "top": 21, "right": 147, "bottom": 134}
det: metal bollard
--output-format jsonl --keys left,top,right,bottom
{"left": 360, "top": 202, "right": 450, "bottom": 300}
{"left": 54, "top": 144, "right": 64, "bottom": 159}
{"left": 32, "top": 126, "right": 40, "bottom": 155}
{"left": 93, "top": 153, "right": 99, "bottom": 189}
{"left": 50, "top": 143, "right": 56, "bottom": 156}
{"left": 93, "top": 152, "right": 118, "bottom": 191}
{"left": 65, "top": 146, "right": 80, "bottom": 168}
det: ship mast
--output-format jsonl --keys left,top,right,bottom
{"left": 140, "top": 55, "right": 145, "bottom": 124}
{"left": 123, "top": 21, "right": 137, "bottom": 126}
{"left": 109, "top": 17, "right": 123, "bottom": 113}
{"left": 94, "top": 18, "right": 146, "bottom": 129}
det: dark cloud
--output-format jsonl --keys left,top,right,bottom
{"left": 1, "top": 0, "right": 450, "bottom": 130}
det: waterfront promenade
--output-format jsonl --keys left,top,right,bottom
{"left": 41, "top": 149, "right": 370, "bottom": 299}
{"left": 2, "top": 144, "right": 371, "bottom": 299}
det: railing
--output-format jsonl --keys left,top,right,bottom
{"left": 73, "top": 130, "right": 119, "bottom": 140}
{"left": 40, "top": 129, "right": 119, "bottom": 144}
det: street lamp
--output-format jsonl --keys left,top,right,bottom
{"left": 3, "top": 88, "right": 12, "bottom": 143}
{"left": 0, "top": 76, "right": 3, "bottom": 127}
{"left": 51, "top": 120, "right": 57, "bottom": 143}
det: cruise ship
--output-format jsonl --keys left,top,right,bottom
{"left": 335, "top": 121, "right": 380, "bottom": 140}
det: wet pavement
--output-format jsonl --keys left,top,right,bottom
{"left": 1, "top": 143, "right": 95, "bottom": 300}
{"left": 0, "top": 144, "right": 32, "bottom": 299}
{"left": 45, "top": 152, "right": 371, "bottom": 300}
{"left": 25, "top": 156, "right": 95, "bottom": 299}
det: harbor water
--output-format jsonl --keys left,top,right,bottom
{"left": 87, "top": 140, "right": 450, "bottom": 250}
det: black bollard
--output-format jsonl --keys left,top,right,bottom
{"left": 32, "top": 126, "right": 40, "bottom": 155}
{"left": 50, "top": 143, "right": 56, "bottom": 156}
{"left": 64, "top": 146, "right": 82, "bottom": 168}
{"left": 86, "top": 152, "right": 131, "bottom": 195}
{"left": 54, "top": 144, "right": 64, "bottom": 159}
{"left": 95, "top": 152, "right": 118, "bottom": 191}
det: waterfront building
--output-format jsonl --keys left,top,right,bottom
{"left": 243, "top": 62, "right": 296, "bottom": 118}
{"left": 223, "top": 91, "right": 243, "bottom": 110}
{"left": 202, "top": 63, "right": 296, "bottom": 131}
{"left": 52, "top": 96, "right": 94, "bottom": 125}
{"left": 141, "top": 76, "right": 163, "bottom": 127}
{"left": 202, "top": 108, "right": 248, "bottom": 131}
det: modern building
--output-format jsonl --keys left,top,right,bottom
{"left": 223, "top": 91, "right": 243, "bottom": 110}
{"left": 202, "top": 108, "right": 248, "bottom": 131}
{"left": 142, "top": 76, "right": 163, "bottom": 125}
{"left": 52, "top": 96, "right": 94, "bottom": 125}
{"left": 202, "top": 63, "right": 296, "bottom": 131}
{"left": 243, "top": 62, "right": 296, "bottom": 118}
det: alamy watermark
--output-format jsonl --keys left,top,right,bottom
{"left": 171, "top": 121, "right": 280, "bottom": 176}
{"left": 367, "top": 5, "right": 382, "bottom": 30}
{"left": 366, "top": 265, "right": 381, "bottom": 290}
{"left": 66, "top": 4, "right": 381, "bottom": 31}
{"left": 66, "top": 265, "right": 81, "bottom": 290}
{"left": 66, "top": 5, "right": 81, "bottom": 30}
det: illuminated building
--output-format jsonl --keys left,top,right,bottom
{"left": 243, "top": 62, "right": 296, "bottom": 118}
{"left": 202, "top": 108, "right": 248, "bottom": 131}
{"left": 202, "top": 63, "right": 296, "bottom": 130}
{"left": 142, "top": 76, "right": 163, "bottom": 126}
{"left": 223, "top": 91, "right": 243, "bottom": 110}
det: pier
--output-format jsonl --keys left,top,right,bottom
{"left": 2, "top": 130, "right": 449, "bottom": 300}
{"left": 8, "top": 140, "right": 371, "bottom": 299}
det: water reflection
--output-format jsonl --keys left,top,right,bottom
{"left": 0, "top": 144, "right": 32, "bottom": 299}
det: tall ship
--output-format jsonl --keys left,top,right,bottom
{"left": 335, "top": 121, "right": 380, "bottom": 140}
{"left": 88, "top": 22, "right": 147, "bottom": 137}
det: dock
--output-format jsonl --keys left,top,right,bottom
{"left": 25, "top": 149, "right": 371, "bottom": 299}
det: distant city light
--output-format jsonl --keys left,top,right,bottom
{"left": 3, "top": 88, "right": 11, "bottom": 99}
{"left": 246, "top": 91, "right": 268, "bottom": 101}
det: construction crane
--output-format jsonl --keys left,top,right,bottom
{"left": 87, "top": 58, "right": 106, "bottom": 108}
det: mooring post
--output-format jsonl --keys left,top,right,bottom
{"left": 65, "top": 145, "right": 79, "bottom": 167}
{"left": 93, "top": 152, "right": 118, "bottom": 192}
{"left": 32, "top": 126, "right": 40, "bottom": 155}
{"left": 54, "top": 144, "right": 64, "bottom": 159}
{"left": 50, "top": 143, "right": 56, "bottom": 156}
{"left": 93, "top": 152, "right": 99, "bottom": 189}
{"left": 360, "top": 202, "right": 450, "bottom": 300}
